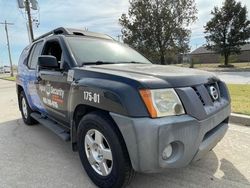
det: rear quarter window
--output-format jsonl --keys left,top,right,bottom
{"left": 28, "top": 41, "right": 43, "bottom": 69}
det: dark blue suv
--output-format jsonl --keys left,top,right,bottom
{"left": 16, "top": 27, "right": 231, "bottom": 188}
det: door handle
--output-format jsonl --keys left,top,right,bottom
{"left": 34, "top": 76, "right": 42, "bottom": 84}
{"left": 62, "top": 71, "right": 67, "bottom": 77}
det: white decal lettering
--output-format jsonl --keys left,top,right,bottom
{"left": 83, "top": 91, "right": 100, "bottom": 103}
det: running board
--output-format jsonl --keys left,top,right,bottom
{"left": 31, "top": 112, "right": 70, "bottom": 141}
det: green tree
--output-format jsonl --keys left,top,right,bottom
{"left": 119, "top": 0, "right": 197, "bottom": 64}
{"left": 204, "top": 0, "right": 250, "bottom": 66}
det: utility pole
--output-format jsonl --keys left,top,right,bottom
{"left": 117, "top": 34, "right": 122, "bottom": 42}
{"left": 25, "top": 0, "right": 34, "bottom": 42}
{"left": 0, "top": 21, "right": 14, "bottom": 77}
{"left": 17, "top": 0, "right": 38, "bottom": 42}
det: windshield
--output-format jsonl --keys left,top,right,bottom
{"left": 66, "top": 37, "right": 151, "bottom": 65}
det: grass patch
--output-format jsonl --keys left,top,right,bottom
{"left": 0, "top": 76, "right": 16, "bottom": 81}
{"left": 227, "top": 84, "right": 250, "bottom": 116}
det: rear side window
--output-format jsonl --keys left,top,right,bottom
{"left": 28, "top": 41, "right": 43, "bottom": 69}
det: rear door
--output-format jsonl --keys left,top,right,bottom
{"left": 26, "top": 41, "right": 45, "bottom": 111}
{"left": 37, "top": 38, "right": 71, "bottom": 126}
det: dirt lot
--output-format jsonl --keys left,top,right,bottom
{"left": 0, "top": 79, "right": 249, "bottom": 188}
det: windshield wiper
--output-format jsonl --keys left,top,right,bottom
{"left": 130, "top": 61, "right": 146, "bottom": 64}
{"left": 81, "top": 61, "right": 147, "bottom": 66}
{"left": 81, "top": 61, "right": 116, "bottom": 66}
{"left": 118, "top": 61, "right": 146, "bottom": 64}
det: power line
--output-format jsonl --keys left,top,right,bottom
{"left": 0, "top": 21, "right": 14, "bottom": 77}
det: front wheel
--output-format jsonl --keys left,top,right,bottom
{"left": 77, "top": 111, "right": 135, "bottom": 188}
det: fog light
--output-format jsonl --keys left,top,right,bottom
{"left": 162, "top": 144, "right": 173, "bottom": 160}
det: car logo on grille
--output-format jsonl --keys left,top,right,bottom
{"left": 209, "top": 86, "right": 219, "bottom": 100}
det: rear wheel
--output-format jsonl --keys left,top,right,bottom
{"left": 19, "top": 91, "right": 37, "bottom": 125}
{"left": 77, "top": 111, "right": 135, "bottom": 188}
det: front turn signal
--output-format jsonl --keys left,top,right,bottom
{"left": 139, "top": 89, "right": 157, "bottom": 118}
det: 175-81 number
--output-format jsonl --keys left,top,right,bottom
{"left": 83, "top": 91, "right": 100, "bottom": 103}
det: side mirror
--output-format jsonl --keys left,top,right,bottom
{"left": 38, "top": 55, "right": 59, "bottom": 69}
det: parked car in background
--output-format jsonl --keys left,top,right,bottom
{"left": 0, "top": 66, "right": 11, "bottom": 73}
{"left": 4, "top": 66, "right": 11, "bottom": 73}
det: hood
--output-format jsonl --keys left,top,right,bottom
{"left": 79, "top": 64, "right": 219, "bottom": 88}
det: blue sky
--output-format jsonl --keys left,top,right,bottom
{"left": 0, "top": 0, "right": 249, "bottom": 66}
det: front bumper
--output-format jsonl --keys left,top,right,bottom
{"left": 110, "top": 104, "right": 230, "bottom": 173}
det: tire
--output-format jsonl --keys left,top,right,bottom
{"left": 19, "top": 91, "right": 37, "bottom": 125}
{"left": 77, "top": 111, "right": 135, "bottom": 188}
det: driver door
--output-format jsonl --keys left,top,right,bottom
{"left": 37, "top": 39, "right": 70, "bottom": 126}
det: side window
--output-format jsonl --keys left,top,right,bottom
{"left": 28, "top": 41, "right": 43, "bottom": 69}
{"left": 42, "top": 41, "right": 63, "bottom": 63}
{"left": 42, "top": 40, "right": 70, "bottom": 71}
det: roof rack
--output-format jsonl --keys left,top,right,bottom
{"left": 33, "top": 27, "right": 114, "bottom": 42}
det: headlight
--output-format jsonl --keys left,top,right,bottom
{"left": 139, "top": 89, "right": 185, "bottom": 118}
